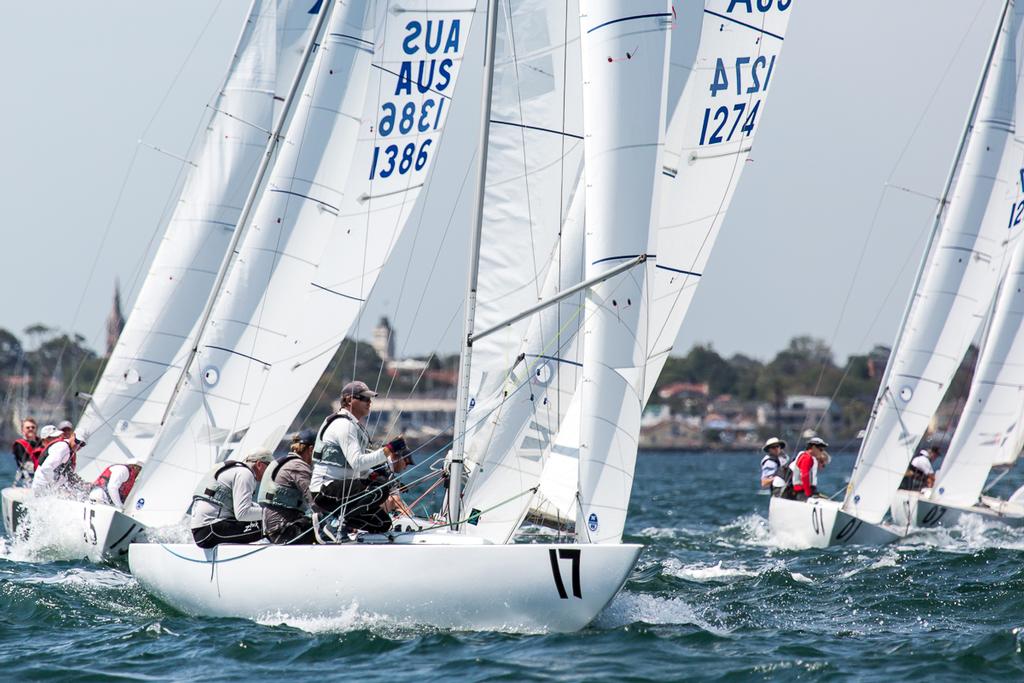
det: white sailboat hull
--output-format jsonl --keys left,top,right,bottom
{"left": 1, "top": 486, "right": 146, "bottom": 563}
{"left": 768, "top": 496, "right": 902, "bottom": 548}
{"left": 890, "top": 489, "right": 1024, "bottom": 528}
{"left": 129, "top": 540, "right": 641, "bottom": 632}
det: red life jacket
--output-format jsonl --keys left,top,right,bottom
{"left": 93, "top": 464, "right": 140, "bottom": 504}
{"left": 12, "top": 438, "right": 43, "bottom": 468}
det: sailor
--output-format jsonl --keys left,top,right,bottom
{"left": 759, "top": 437, "right": 789, "bottom": 494}
{"left": 790, "top": 436, "right": 830, "bottom": 501}
{"left": 189, "top": 449, "right": 273, "bottom": 549}
{"left": 32, "top": 426, "right": 89, "bottom": 496}
{"left": 310, "top": 381, "right": 409, "bottom": 537}
{"left": 57, "top": 420, "right": 74, "bottom": 440}
{"left": 88, "top": 457, "right": 143, "bottom": 508}
{"left": 899, "top": 446, "right": 941, "bottom": 492}
{"left": 11, "top": 418, "right": 42, "bottom": 487}
{"left": 258, "top": 429, "right": 317, "bottom": 544}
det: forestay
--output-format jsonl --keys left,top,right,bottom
{"left": 844, "top": 1, "right": 1024, "bottom": 524}
{"left": 126, "top": 0, "right": 478, "bottom": 526}
{"left": 576, "top": 1, "right": 671, "bottom": 544}
{"left": 76, "top": 0, "right": 317, "bottom": 480}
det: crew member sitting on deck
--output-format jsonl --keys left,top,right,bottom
{"left": 189, "top": 449, "right": 273, "bottom": 549}
{"left": 760, "top": 437, "right": 789, "bottom": 494}
{"left": 11, "top": 418, "right": 42, "bottom": 487}
{"left": 790, "top": 436, "right": 830, "bottom": 501}
{"left": 89, "top": 457, "right": 143, "bottom": 508}
{"left": 32, "top": 426, "right": 89, "bottom": 496}
{"left": 258, "top": 430, "right": 317, "bottom": 545}
{"left": 310, "top": 381, "right": 409, "bottom": 539}
{"left": 899, "top": 446, "right": 941, "bottom": 492}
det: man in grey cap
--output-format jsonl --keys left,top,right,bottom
{"left": 310, "top": 381, "right": 409, "bottom": 538}
{"left": 258, "top": 429, "right": 318, "bottom": 544}
{"left": 189, "top": 449, "right": 272, "bottom": 548}
{"left": 759, "top": 437, "right": 789, "bottom": 494}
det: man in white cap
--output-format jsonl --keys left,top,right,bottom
{"left": 759, "top": 437, "right": 789, "bottom": 494}
{"left": 310, "top": 380, "right": 409, "bottom": 537}
{"left": 32, "top": 425, "right": 89, "bottom": 496}
{"left": 190, "top": 449, "right": 273, "bottom": 548}
{"left": 89, "top": 457, "right": 143, "bottom": 508}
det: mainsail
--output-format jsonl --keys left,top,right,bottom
{"left": 76, "top": 0, "right": 317, "bottom": 479}
{"left": 575, "top": 1, "right": 672, "bottom": 544}
{"left": 126, "top": 0, "right": 477, "bottom": 526}
{"left": 843, "top": 0, "right": 1024, "bottom": 524}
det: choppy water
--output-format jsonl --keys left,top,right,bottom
{"left": 2, "top": 452, "right": 1023, "bottom": 681}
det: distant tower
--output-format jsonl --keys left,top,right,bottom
{"left": 371, "top": 316, "right": 395, "bottom": 361}
{"left": 106, "top": 280, "right": 125, "bottom": 356}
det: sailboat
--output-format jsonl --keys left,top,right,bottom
{"left": 0, "top": 0, "right": 319, "bottom": 561}
{"left": 769, "top": 0, "right": 1024, "bottom": 548}
{"left": 128, "top": 0, "right": 672, "bottom": 632}
{"left": 892, "top": 226, "right": 1024, "bottom": 528}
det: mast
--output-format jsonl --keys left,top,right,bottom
{"left": 850, "top": 0, "right": 1013, "bottom": 480}
{"left": 159, "top": 0, "right": 335, "bottom": 426}
{"left": 448, "top": 0, "right": 501, "bottom": 529}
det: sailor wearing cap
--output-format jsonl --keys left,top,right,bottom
{"left": 759, "top": 437, "right": 789, "bottom": 494}
{"left": 189, "top": 449, "right": 273, "bottom": 548}
{"left": 257, "top": 429, "right": 318, "bottom": 544}
{"left": 57, "top": 420, "right": 74, "bottom": 439}
{"left": 32, "top": 425, "right": 89, "bottom": 496}
{"left": 88, "top": 456, "right": 143, "bottom": 508}
{"left": 790, "top": 436, "right": 830, "bottom": 501}
{"left": 309, "top": 380, "right": 409, "bottom": 537}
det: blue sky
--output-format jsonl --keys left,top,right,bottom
{"left": 0, "top": 1, "right": 1002, "bottom": 363}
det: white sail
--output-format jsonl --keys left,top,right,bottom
{"left": 465, "top": 0, "right": 795, "bottom": 538}
{"left": 934, "top": 232, "right": 1024, "bottom": 507}
{"left": 576, "top": 1, "right": 671, "bottom": 544}
{"left": 843, "top": 1, "right": 1024, "bottom": 524}
{"left": 461, "top": 188, "right": 586, "bottom": 541}
{"left": 76, "top": 0, "right": 317, "bottom": 478}
{"left": 126, "top": 1, "right": 477, "bottom": 526}
{"left": 645, "top": 0, "right": 792, "bottom": 387}
{"left": 448, "top": 0, "right": 584, "bottom": 541}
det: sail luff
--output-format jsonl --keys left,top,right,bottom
{"left": 843, "top": 0, "right": 1024, "bottom": 523}
{"left": 575, "top": 1, "right": 672, "bottom": 544}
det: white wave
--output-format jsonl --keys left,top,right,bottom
{"left": 664, "top": 558, "right": 760, "bottom": 582}
{"left": 837, "top": 549, "right": 901, "bottom": 579}
{"left": 19, "top": 566, "right": 133, "bottom": 589}
{"left": 898, "top": 513, "right": 1024, "bottom": 552}
{"left": 594, "top": 591, "right": 731, "bottom": 635}
{"left": 0, "top": 495, "right": 97, "bottom": 563}
{"left": 789, "top": 572, "right": 814, "bottom": 584}
{"left": 718, "top": 513, "right": 776, "bottom": 548}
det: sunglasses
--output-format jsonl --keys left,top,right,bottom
{"left": 353, "top": 395, "right": 372, "bottom": 403}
